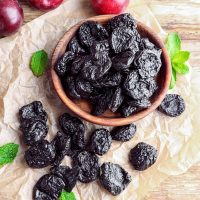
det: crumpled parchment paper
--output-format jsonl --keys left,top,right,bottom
{"left": 0, "top": 0, "right": 200, "bottom": 199}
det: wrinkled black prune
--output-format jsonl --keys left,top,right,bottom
{"left": 55, "top": 51, "right": 75, "bottom": 77}
{"left": 139, "top": 38, "right": 155, "bottom": 50}
{"left": 20, "top": 120, "right": 48, "bottom": 146}
{"left": 90, "top": 40, "right": 109, "bottom": 55}
{"left": 134, "top": 49, "right": 162, "bottom": 78}
{"left": 33, "top": 174, "right": 65, "bottom": 200}
{"left": 119, "top": 102, "right": 137, "bottom": 117}
{"left": 109, "top": 87, "right": 124, "bottom": 112}
{"left": 89, "top": 128, "right": 112, "bottom": 156}
{"left": 34, "top": 189, "right": 55, "bottom": 200}
{"left": 99, "top": 162, "right": 132, "bottom": 196}
{"left": 129, "top": 142, "right": 157, "bottom": 171}
{"left": 111, "top": 124, "right": 136, "bottom": 142}
{"left": 106, "top": 13, "right": 137, "bottom": 32}
{"left": 19, "top": 101, "right": 47, "bottom": 123}
{"left": 158, "top": 94, "right": 185, "bottom": 117}
{"left": 71, "top": 131, "right": 85, "bottom": 151}
{"left": 25, "top": 140, "right": 56, "bottom": 168}
{"left": 79, "top": 21, "right": 109, "bottom": 48}
{"left": 73, "top": 151, "right": 100, "bottom": 183}
{"left": 71, "top": 56, "right": 86, "bottom": 75}
{"left": 127, "top": 98, "right": 151, "bottom": 110}
{"left": 112, "top": 50, "right": 135, "bottom": 72}
{"left": 110, "top": 27, "right": 139, "bottom": 54}
{"left": 50, "top": 165, "right": 79, "bottom": 192}
{"left": 68, "top": 36, "right": 86, "bottom": 54}
{"left": 59, "top": 113, "right": 85, "bottom": 135}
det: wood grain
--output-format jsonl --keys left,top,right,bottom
{"left": 15, "top": 0, "right": 200, "bottom": 199}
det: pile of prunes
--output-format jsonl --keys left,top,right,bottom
{"left": 55, "top": 13, "right": 162, "bottom": 117}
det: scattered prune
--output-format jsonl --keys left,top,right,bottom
{"left": 33, "top": 189, "right": 55, "bottom": 200}
{"left": 71, "top": 131, "right": 85, "bottom": 151}
{"left": 24, "top": 140, "right": 56, "bottom": 168}
{"left": 79, "top": 21, "right": 109, "bottom": 48}
{"left": 119, "top": 102, "right": 137, "bottom": 117}
{"left": 59, "top": 113, "right": 85, "bottom": 135}
{"left": 73, "top": 151, "right": 100, "bottom": 183}
{"left": 89, "top": 128, "right": 112, "bottom": 156}
{"left": 127, "top": 98, "right": 151, "bottom": 109}
{"left": 99, "top": 162, "right": 132, "bottom": 196}
{"left": 55, "top": 51, "right": 75, "bottom": 77}
{"left": 68, "top": 36, "right": 86, "bottom": 54}
{"left": 111, "top": 124, "right": 136, "bottom": 142}
{"left": 106, "top": 13, "right": 137, "bottom": 32}
{"left": 71, "top": 56, "right": 86, "bottom": 75}
{"left": 109, "top": 87, "right": 124, "bottom": 112}
{"left": 50, "top": 165, "right": 79, "bottom": 192}
{"left": 139, "top": 38, "right": 155, "bottom": 50}
{"left": 158, "top": 94, "right": 185, "bottom": 117}
{"left": 91, "top": 40, "right": 109, "bottom": 55}
{"left": 134, "top": 49, "right": 162, "bottom": 78}
{"left": 19, "top": 101, "right": 47, "bottom": 123}
{"left": 129, "top": 142, "right": 157, "bottom": 171}
{"left": 33, "top": 174, "right": 65, "bottom": 200}
{"left": 20, "top": 120, "right": 48, "bottom": 146}
{"left": 112, "top": 50, "right": 135, "bottom": 72}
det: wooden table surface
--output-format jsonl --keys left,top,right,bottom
{"left": 19, "top": 0, "right": 200, "bottom": 199}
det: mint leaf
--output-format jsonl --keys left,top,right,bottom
{"left": 165, "top": 33, "right": 181, "bottom": 57}
{"left": 172, "top": 51, "right": 190, "bottom": 64}
{"left": 30, "top": 50, "right": 48, "bottom": 77}
{"left": 0, "top": 143, "right": 19, "bottom": 165}
{"left": 59, "top": 191, "right": 76, "bottom": 200}
{"left": 173, "top": 62, "right": 189, "bottom": 74}
{"left": 169, "top": 68, "right": 177, "bottom": 89}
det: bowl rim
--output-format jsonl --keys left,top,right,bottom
{"left": 51, "top": 14, "right": 171, "bottom": 126}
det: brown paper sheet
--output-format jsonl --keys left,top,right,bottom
{"left": 0, "top": 0, "right": 200, "bottom": 199}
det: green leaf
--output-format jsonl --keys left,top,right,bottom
{"left": 172, "top": 51, "right": 190, "bottom": 64}
{"left": 169, "top": 68, "right": 177, "bottom": 89}
{"left": 0, "top": 143, "right": 19, "bottom": 165}
{"left": 30, "top": 50, "right": 48, "bottom": 77}
{"left": 59, "top": 191, "right": 76, "bottom": 200}
{"left": 165, "top": 33, "right": 181, "bottom": 57}
{"left": 172, "top": 62, "right": 190, "bottom": 75}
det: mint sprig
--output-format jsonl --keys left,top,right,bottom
{"left": 59, "top": 191, "right": 76, "bottom": 200}
{"left": 0, "top": 143, "right": 19, "bottom": 165}
{"left": 165, "top": 33, "right": 190, "bottom": 89}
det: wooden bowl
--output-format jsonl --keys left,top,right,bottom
{"left": 51, "top": 15, "right": 171, "bottom": 126}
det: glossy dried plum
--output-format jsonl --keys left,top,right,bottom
{"left": 91, "top": 40, "right": 109, "bottom": 55}
{"left": 20, "top": 120, "right": 48, "bottom": 146}
{"left": 139, "top": 38, "right": 155, "bottom": 50}
{"left": 110, "top": 27, "right": 139, "bottom": 54}
{"left": 55, "top": 51, "right": 75, "bottom": 77}
{"left": 112, "top": 50, "right": 135, "bottom": 72}
{"left": 79, "top": 21, "right": 109, "bottom": 48}
{"left": 99, "top": 162, "right": 132, "bottom": 196}
{"left": 134, "top": 49, "right": 162, "bottom": 78}
{"left": 71, "top": 131, "right": 85, "bottom": 151}
{"left": 111, "top": 124, "right": 136, "bottom": 142}
{"left": 59, "top": 113, "right": 85, "bottom": 135}
{"left": 89, "top": 128, "right": 112, "bottom": 156}
{"left": 25, "top": 140, "right": 56, "bottom": 168}
{"left": 50, "top": 165, "right": 79, "bottom": 192}
{"left": 71, "top": 56, "right": 85, "bottom": 75}
{"left": 73, "top": 151, "right": 100, "bottom": 183}
{"left": 127, "top": 98, "right": 151, "bottom": 109}
{"left": 158, "top": 94, "right": 185, "bottom": 117}
{"left": 19, "top": 101, "right": 47, "bottom": 123}
{"left": 109, "top": 87, "right": 124, "bottom": 112}
{"left": 107, "top": 13, "right": 137, "bottom": 32}
{"left": 119, "top": 102, "right": 137, "bottom": 117}
{"left": 129, "top": 142, "right": 157, "bottom": 171}
{"left": 34, "top": 189, "right": 55, "bottom": 200}
{"left": 33, "top": 174, "right": 65, "bottom": 199}
{"left": 68, "top": 36, "right": 86, "bottom": 54}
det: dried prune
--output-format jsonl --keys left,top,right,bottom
{"left": 33, "top": 174, "right": 65, "bottom": 200}
{"left": 20, "top": 120, "right": 48, "bottom": 146}
{"left": 134, "top": 49, "right": 162, "bottom": 78}
{"left": 79, "top": 21, "right": 109, "bottom": 48}
{"left": 89, "top": 128, "right": 112, "bottom": 156}
{"left": 129, "top": 142, "right": 157, "bottom": 171}
{"left": 34, "top": 189, "right": 55, "bottom": 200}
{"left": 71, "top": 56, "right": 85, "bottom": 75}
{"left": 55, "top": 51, "right": 75, "bottom": 77}
{"left": 19, "top": 101, "right": 47, "bottom": 123}
{"left": 50, "top": 165, "right": 79, "bottom": 192}
{"left": 158, "top": 94, "right": 185, "bottom": 117}
{"left": 106, "top": 13, "right": 137, "bottom": 32}
{"left": 68, "top": 36, "right": 86, "bottom": 54}
{"left": 127, "top": 98, "right": 151, "bottom": 109}
{"left": 139, "top": 38, "right": 155, "bottom": 50}
{"left": 25, "top": 140, "right": 56, "bottom": 168}
{"left": 59, "top": 113, "right": 85, "bottom": 135}
{"left": 71, "top": 131, "right": 85, "bottom": 151}
{"left": 99, "top": 162, "right": 132, "bottom": 196}
{"left": 91, "top": 40, "right": 109, "bottom": 55}
{"left": 119, "top": 102, "right": 137, "bottom": 117}
{"left": 109, "top": 87, "right": 124, "bottom": 112}
{"left": 112, "top": 50, "right": 135, "bottom": 72}
{"left": 110, "top": 27, "right": 139, "bottom": 54}
{"left": 73, "top": 151, "right": 100, "bottom": 183}
{"left": 111, "top": 124, "right": 136, "bottom": 142}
